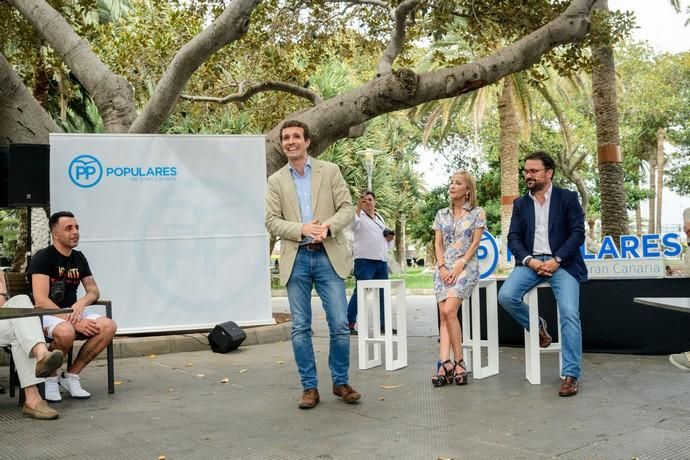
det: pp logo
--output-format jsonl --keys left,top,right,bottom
{"left": 69, "top": 155, "right": 103, "bottom": 188}
{"left": 477, "top": 230, "right": 499, "bottom": 279}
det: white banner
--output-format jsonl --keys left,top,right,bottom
{"left": 49, "top": 134, "right": 272, "bottom": 333}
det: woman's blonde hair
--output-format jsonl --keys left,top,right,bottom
{"left": 449, "top": 170, "right": 478, "bottom": 209}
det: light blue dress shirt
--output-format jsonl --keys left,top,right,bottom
{"left": 289, "top": 156, "right": 313, "bottom": 243}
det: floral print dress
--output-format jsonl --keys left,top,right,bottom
{"left": 432, "top": 203, "right": 486, "bottom": 302}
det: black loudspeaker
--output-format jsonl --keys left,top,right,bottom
{"left": 0, "top": 146, "right": 9, "bottom": 208}
{"left": 8, "top": 143, "right": 50, "bottom": 207}
{"left": 208, "top": 321, "right": 247, "bottom": 353}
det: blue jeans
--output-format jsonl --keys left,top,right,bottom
{"left": 286, "top": 247, "right": 351, "bottom": 390}
{"left": 347, "top": 258, "right": 389, "bottom": 326}
{"left": 498, "top": 257, "right": 583, "bottom": 379}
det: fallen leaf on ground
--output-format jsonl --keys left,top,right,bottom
{"left": 168, "top": 388, "right": 174, "bottom": 392}
{"left": 148, "top": 354, "right": 157, "bottom": 358}
{"left": 380, "top": 384, "right": 402, "bottom": 389}
{"left": 220, "top": 378, "right": 229, "bottom": 383}
{"left": 196, "top": 374, "right": 205, "bottom": 378}
{"left": 185, "top": 363, "right": 193, "bottom": 367}
{"left": 114, "top": 380, "right": 123, "bottom": 385}
{"left": 378, "top": 397, "right": 385, "bottom": 401}
{"left": 276, "top": 360, "right": 284, "bottom": 364}
{"left": 158, "top": 456, "right": 166, "bottom": 460}
{"left": 239, "top": 369, "right": 248, "bottom": 373}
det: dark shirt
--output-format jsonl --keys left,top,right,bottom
{"left": 27, "top": 245, "right": 92, "bottom": 309}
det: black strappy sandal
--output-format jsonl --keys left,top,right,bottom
{"left": 454, "top": 359, "right": 468, "bottom": 385}
{"left": 432, "top": 360, "right": 454, "bottom": 387}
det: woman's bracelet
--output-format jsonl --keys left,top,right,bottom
{"left": 459, "top": 257, "right": 467, "bottom": 265}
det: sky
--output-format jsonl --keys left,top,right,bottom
{"left": 414, "top": 0, "right": 690, "bottom": 229}
{"left": 609, "top": 0, "right": 690, "bottom": 54}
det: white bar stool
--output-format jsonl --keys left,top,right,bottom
{"left": 357, "top": 279, "right": 407, "bottom": 371}
{"left": 461, "top": 278, "right": 499, "bottom": 379}
{"left": 524, "top": 282, "right": 562, "bottom": 384}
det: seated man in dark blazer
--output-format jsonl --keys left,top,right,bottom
{"left": 498, "top": 151, "right": 587, "bottom": 397}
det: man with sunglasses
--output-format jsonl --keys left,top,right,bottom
{"left": 498, "top": 151, "right": 587, "bottom": 396}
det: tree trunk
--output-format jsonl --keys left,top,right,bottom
{"left": 591, "top": 0, "right": 628, "bottom": 242}
{"left": 634, "top": 168, "right": 642, "bottom": 235}
{"left": 8, "top": 0, "right": 137, "bottom": 133}
{"left": 498, "top": 78, "right": 520, "bottom": 269}
{"left": 0, "top": 54, "right": 62, "bottom": 146}
{"left": 426, "top": 243, "right": 435, "bottom": 269}
{"left": 656, "top": 127, "right": 665, "bottom": 232}
{"left": 394, "top": 219, "right": 406, "bottom": 272}
{"left": 648, "top": 145, "right": 657, "bottom": 233}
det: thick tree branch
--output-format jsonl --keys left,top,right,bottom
{"left": 129, "top": 0, "right": 260, "bottom": 133}
{"left": 180, "top": 81, "right": 323, "bottom": 105}
{"left": 324, "top": 0, "right": 389, "bottom": 10}
{"left": 265, "top": 0, "right": 597, "bottom": 175}
{"left": 377, "top": 0, "right": 419, "bottom": 76}
{"left": 9, "top": 0, "right": 136, "bottom": 133}
{"left": 572, "top": 149, "right": 588, "bottom": 169}
{"left": 0, "top": 53, "right": 62, "bottom": 146}
{"left": 324, "top": 0, "right": 420, "bottom": 75}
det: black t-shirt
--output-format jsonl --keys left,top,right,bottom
{"left": 27, "top": 245, "right": 93, "bottom": 309}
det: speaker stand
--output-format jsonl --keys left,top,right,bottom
{"left": 26, "top": 207, "right": 32, "bottom": 265}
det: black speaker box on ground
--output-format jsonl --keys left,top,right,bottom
{"left": 208, "top": 321, "right": 247, "bottom": 353}
{"left": 8, "top": 143, "right": 50, "bottom": 207}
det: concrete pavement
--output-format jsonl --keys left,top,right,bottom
{"left": 2, "top": 294, "right": 690, "bottom": 459}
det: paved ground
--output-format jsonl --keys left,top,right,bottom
{"left": 2, "top": 295, "right": 690, "bottom": 459}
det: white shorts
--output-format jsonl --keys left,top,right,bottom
{"left": 42, "top": 311, "right": 103, "bottom": 339}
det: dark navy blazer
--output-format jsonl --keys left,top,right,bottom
{"left": 508, "top": 186, "right": 588, "bottom": 283}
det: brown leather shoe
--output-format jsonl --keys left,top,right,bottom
{"left": 298, "top": 388, "right": 320, "bottom": 409}
{"left": 332, "top": 384, "right": 361, "bottom": 403}
{"left": 538, "top": 318, "right": 552, "bottom": 348}
{"left": 22, "top": 400, "right": 59, "bottom": 420}
{"left": 559, "top": 376, "right": 578, "bottom": 397}
{"left": 35, "top": 350, "right": 64, "bottom": 378}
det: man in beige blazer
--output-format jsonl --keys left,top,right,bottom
{"left": 266, "top": 120, "right": 361, "bottom": 409}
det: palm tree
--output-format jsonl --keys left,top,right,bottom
{"left": 591, "top": 0, "right": 629, "bottom": 242}
{"left": 497, "top": 77, "right": 521, "bottom": 267}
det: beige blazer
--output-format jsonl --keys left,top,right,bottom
{"left": 265, "top": 157, "right": 354, "bottom": 286}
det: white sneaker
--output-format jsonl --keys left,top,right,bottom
{"left": 669, "top": 352, "right": 690, "bottom": 371}
{"left": 45, "top": 376, "right": 62, "bottom": 402}
{"left": 58, "top": 372, "right": 91, "bottom": 399}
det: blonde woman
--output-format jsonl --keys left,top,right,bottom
{"left": 432, "top": 171, "right": 485, "bottom": 386}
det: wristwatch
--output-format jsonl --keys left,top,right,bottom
{"left": 554, "top": 256, "right": 562, "bottom": 264}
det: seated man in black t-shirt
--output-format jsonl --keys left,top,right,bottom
{"left": 27, "top": 211, "right": 117, "bottom": 402}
